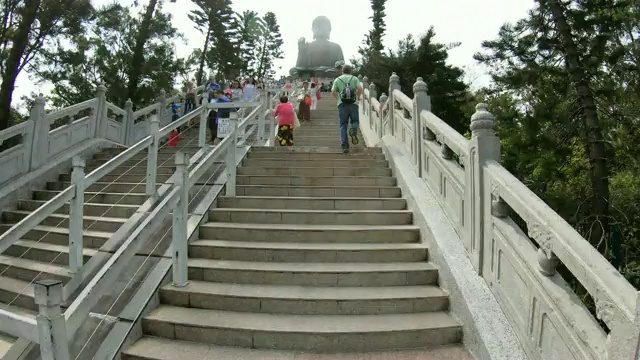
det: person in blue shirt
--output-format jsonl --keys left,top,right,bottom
{"left": 171, "top": 103, "right": 182, "bottom": 133}
{"left": 208, "top": 90, "right": 231, "bottom": 144}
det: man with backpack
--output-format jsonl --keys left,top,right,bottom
{"left": 331, "top": 65, "right": 363, "bottom": 153}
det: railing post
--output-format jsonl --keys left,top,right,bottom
{"left": 361, "top": 76, "right": 369, "bottom": 111}
{"left": 35, "top": 280, "right": 70, "bottom": 360}
{"left": 146, "top": 116, "right": 160, "bottom": 199}
{"left": 157, "top": 89, "right": 166, "bottom": 126}
{"left": 69, "top": 157, "right": 85, "bottom": 273}
{"left": 29, "top": 96, "right": 47, "bottom": 171}
{"left": 412, "top": 77, "right": 430, "bottom": 177}
{"left": 198, "top": 92, "right": 208, "bottom": 148}
{"left": 123, "top": 99, "right": 134, "bottom": 145}
{"left": 225, "top": 111, "right": 238, "bottom": 196}
{"left": 465, "top": 103, "right": 500, "bottom": 275}
{"left": 379, "top": 93, "right": 388, "bottom": 137}
{"left": 368, "top": 83, "right": 377, "bottom": 129}
{"left": 388, "top": 73, "right": 400, "bottom": 137}
{"left": 172, "top": 152, "right": 189, "bottom": 287}
{"left": 94, "top": 84, "right": 107, "bottom": 138}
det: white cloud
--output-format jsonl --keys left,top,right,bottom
{"left": 15, "top": 0, "right": 534, "bottom": 102}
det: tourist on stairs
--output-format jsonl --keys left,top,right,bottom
{"left": 297, "top": 81, "right": 312, "bottom": 122}
{"left": 331, "top": 64, "right": 362, "bottom": 153}
{"left": 208, "top": 90, "right": 231, "bottom": 145}
{"left": 310, "top": 83, "right": 319, "bottom": 110}
{"left": 273, "top": 95, "right": 297, "bottom": 146}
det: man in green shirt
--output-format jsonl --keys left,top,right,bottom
{"left": 331, "top": 65, "right": 363, "bottom": 153}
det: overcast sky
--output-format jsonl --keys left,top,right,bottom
{"left": 14, "top": 0, "right": 534, "bottom": 102}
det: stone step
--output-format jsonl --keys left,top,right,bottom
{"left": 250, "top": 146, "right": 382, "bottom": 154}
{"left": 189, "top": 240, "right": 427, "bottom": 263}
{"left": 208, "top": 208, "right": 411, "bottom": 225}
{"left": 0, "top": 224, "right": 110, "bottom": 248}
{"left": 297, "top": 141, "right": 366, "bottom": 147}
{"left": 187, "top": 259, "right": 437, "bottom": 286}
{"left": 5, "top": 239, "right": 96, "bottom": 266}
{"left": 84, "top": 165, "right": 176, "bottom": 175}
{"left": 159, "top": 281, "right": 447, "bottom": 315}
{"left": 141, "top": 307, "right": 461, "bottom": 352}
{"left": 234, "top": 185, "right": 401, "bottom": 198}
{"left": 242, "top": 158, "right": 387, "bottom": 168}
{"left": 199, "top": 222, "right": 419, "bottom": 243}
{"left": 235, "top": 175, "right": 396, "bottom": 186}
{"left": 17, "top": 200, "right": 138, "bottom": 218}
{"left": 59, "top": 172, "right": 173, "bottom": 183}
{"left": 33, "top": 190, "right": 147, "bottom": 205}
{"left": 98, "top": 144, "right": 201, "bottom": 154}
{"left": 2, "top": 210, "right": 125, "bottom": 233}
{"left": 48, "top": 181, "right": 156, "bottom": 194}
{"left": 246, "top": 151, "right": 385, "bottom": 160}
{"left": 0, "top": 275, "right": 36, "bottom": 311}
{"left": 216, "top": 196, "right": 406, "bottom": 210}
{"left": 237, "top": 166, "right": 391, "bottom": 177}
{"left": 92, "top": 152, "right": 198, "bottom": 162}
{"left": 0, "top": 254, "right": 71, "bottom": 283}
{"left": 122, "top": 337, "right": 473, "bottom": 360}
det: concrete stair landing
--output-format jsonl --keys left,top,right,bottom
{"left": 123, "top": 97, "right": 471, "bottom": 359}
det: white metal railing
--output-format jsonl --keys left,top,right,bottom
{"left": 0, "top": 91, "right": 274, "bottom": 359}
{"left": 357, "top": 72, "right": 640, "bottom": 360}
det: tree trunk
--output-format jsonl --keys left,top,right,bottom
{"left": 196, "top": 29, "right": 210, "bottom": 86}
{"left": 543, "top": 0, "right": 611, "bottom": 253}
{"left": 125, "top": 0, "right": 158, "bottom": 106}
{"left": 0, "top": 0, "right": 41, "bottom": 131}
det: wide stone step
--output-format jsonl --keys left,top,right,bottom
{"left": 237, "top": 166, "right": 391, "bottom": 177}
{"left": 242, "top": 158, "right": 387, "bottom": 167}
{"left": 5, "top": 239, "right": 96, "bottom": 266}
{"left": 246, "top": 151, "right": 385, "bottom": 160}
{"left": 208, "top": 208, "right": 411, "bottom": 225}
{"left": 93, "top": 152, "right": 199, "bottom": 162}
{"left": 0, "top": 275, "right": 36, "bottom": 311}
{"left": 98, "top": 144, "right": 201, "bottom": 154}
{"left": 188, "top": 240, "right": 427, "bottom": 263}
{"left": 0, "top": 224, "right": 110, "bottom": 248}
{"left": 235, "top": 185, "right": 401, "bottom": 198}
{"left": 122, "top": 337, "right": 473, "bottom": 360}
{"left": 17, "top": 200, "right": 138, "bottom": 218}
{"left": 187, "top": 259, "right": 436, "bottom": 286}
{"left": 216, "top": 196, "right": 406, "bottom": 210}
{"left": 84, "top": 165, "right": 176, "bottom": 175}
{"left": 141, "top": 307, "right": 461, "bottom": 352}
{"left": 0, "top": 254, "right": 71, "bottom": 283}
{"left": 59, "top": 172, "right": 173, "bottom": 183}
{"left": 33, "top": 190, "right": 147, "bottom": 205}
{"left": 159, "top": 281, "right": 447, "bottom": 315}
{"left": 236, "top": 175, "right": 396, "bottom": 186}
{"left": 199, "top": 223, "right": 419, "bottom": 243}
{"left": 2, "top": 210, "right": 125, "bottom": 233}
{"left": 48, "top": 181, "right": 156, "bottom": 194}
{"left": 250, "top": 146, "right": 382, "bottom": 154}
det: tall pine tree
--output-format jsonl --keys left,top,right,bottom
{"left": 255, "top": 12, "right": 284, "bottom": 78}
{"left": 235, "top": 10, "right": 264, "bottom": 76}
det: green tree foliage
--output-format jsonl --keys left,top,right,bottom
{"left": 255, "top": 12, "right": 284, "bottom": 79}
{"left": 235, "top": 10, "right": 264, "bottom": 77}
{"left": 30, "top": 2, "right": 184, "bottom": 108}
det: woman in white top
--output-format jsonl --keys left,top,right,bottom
{"left": 309, "top": 83, "right": 318, "bottom": 110}
{"left": 230, "top": 80, "right": 243, "bottom": 100}
{"left": 242, "top": 77, "right": 258, "bottom": 101}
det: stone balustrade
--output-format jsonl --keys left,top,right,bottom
{"left": 358, "top": 72, "right": 640, "bottom": 360}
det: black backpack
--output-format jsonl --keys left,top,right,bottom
{"left": 338, "top": 76, "right": 356, "bottom": 104}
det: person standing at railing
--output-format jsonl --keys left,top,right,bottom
{"left": 331, "top": 64, "right": 362, "bottom": 153}
{"left": 230, "top": 80, "right": 243, "bottom": 100}
{"left": 296, "top": 81, "right": 312, "bottom": 122}
{"left": 184, "top": 79, "right": 196, "bottom": 113}
{"left": 273, "top": 95, "right": 298, "bottom": 146}
{"left": 208, "top": 90, "right": 232, "bottom": 145}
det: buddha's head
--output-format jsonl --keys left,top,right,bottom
{"left": 312, "top": 16, "right": 331, "bottom": 40}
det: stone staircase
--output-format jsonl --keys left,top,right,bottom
{"left": 0, "top": 128, "right": 201, "bottom": 356}
{"left": 122, "top": 97, "right": 473, "bottom": 359}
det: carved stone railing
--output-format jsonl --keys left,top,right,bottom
{"left": 358, "top": 72, "right": 640, "bottom": 360}
{"left": 0, "top": 85, "right": 205, "bottom": 189}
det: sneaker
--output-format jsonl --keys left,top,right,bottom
{"left": 341, "top": 143, "right": 349, "bottom": 153}
{"left": 348, "top": 128, "right": 359, "bottom": 145}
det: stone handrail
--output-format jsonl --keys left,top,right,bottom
{"left": 357, "top": 72, "right": 640, "bottom": 360}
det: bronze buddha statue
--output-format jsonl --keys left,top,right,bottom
{"left": 291, "top": 16, "right": 345, "bottom": 78}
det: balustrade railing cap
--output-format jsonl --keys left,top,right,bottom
{"left": 96, "top": 83, "right": 107, "bottom": 92}
{"left": 34, "top": 279, "right": 63, "bottom": 305}
{"left": 470, "top": 103, "right": 496, "bottom": 132}
{"left": 72, "top": 157, "right": 86, "bottom": 167}
{"left": 389, "top": 72, "right": 400, "bottom": 83}
{"left": 413, "top": 77, "right": 428, "bottom": 93}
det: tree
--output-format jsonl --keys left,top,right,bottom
{"left": 235, "top": 10, "right": 264, "bottom": 76}
{"left": 255, "top": 12, "right": 284, "bottom": 78}
{"left": 368, "top": 0, "right": 387, "bottom": 54}
{"left": 0, "top": 0, "right": 93, "bottom": 130}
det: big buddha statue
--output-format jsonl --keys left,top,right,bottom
{"left": 290, "top": 16, "right": 345, "bottom": 78}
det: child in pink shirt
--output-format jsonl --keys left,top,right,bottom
{"left": 273, "top": 96, "right": 296, "bottom": 146}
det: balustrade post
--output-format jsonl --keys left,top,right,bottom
{"left": 379, "top": 93, "right": 388, "bottom": 137}
{"left": 145, "top": 116, "right": 160, "bottom": 199}
{"left": 368, "top": 83, "right": 377, "bottom": 130}
{"left": 157, "top": 89, "right": 166, "bottom": 126}
{"left": 388, "top": 73, "right": 401, "bottom": 137}
{"left": 93, "top": 84, "right": 107, "bottom": 138}
{"left": 172, "top": 152, "right": 189, "bottom": 287}
{"left": 412, "top": 78, "right": 431, "bottom": 177}
{"left": 123, "top": 99, "right": 134, "bottom": 145}
{"left": 225, "top": 111, "right": 238, "bottom": 196}
{"left": 198, "top": 92, "right": 208, "bottom": 148}
{"left": 362, "top": 76, "right": 369, "bottom": 110}
{"left": 68, "top": 157, "right": 85, "bottom": 273}
{"left": 465, "top": 103, "right": 500, "bottom": 275}
{"left": 29, "top": 96, "right": 47, "bottom": 171}
{"left": 35, "top": 280, "right": 70, "bottom": 360}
